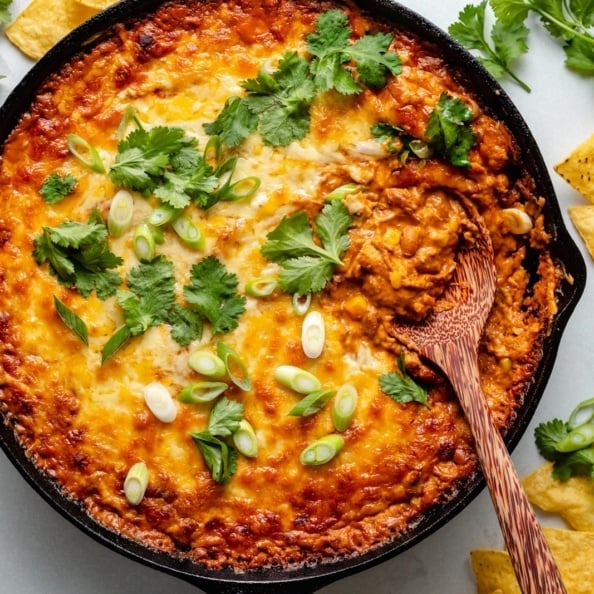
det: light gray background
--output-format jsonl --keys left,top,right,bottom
{"left": 1, "top": 1, "right": 593, "bottom": 592}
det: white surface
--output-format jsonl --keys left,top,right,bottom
{"left": 0, "top": 1, "right": 593, "bottom": 593}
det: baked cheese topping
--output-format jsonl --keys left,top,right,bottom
{"left": 0, "top": 0, "right": 562, "bottom": 571}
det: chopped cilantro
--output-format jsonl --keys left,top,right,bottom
{"left": 33, "top": 210, "right": 122, "bottom": 299}
{"left": 449, "top": 1, "right": 531, "bottom": 91}
{"left": 379, "top": 352, "right": 429, "bottom": 406}
{"left": 425, "top": 93, "right": 476, "bottom": 167}
{"left": 39, "top": 173, "right": 77, "bottom": 204}
{"left": 260, "top": 199, "right": 353, "bottom": 294}
{"left": 307, "top": 9, "right": 402, "bottom": 93}
{"left": 183, "top": 256, "right": 247, "bottom": 335}
{"left": 190, "top": 396, "right": 244, "bottom": 483}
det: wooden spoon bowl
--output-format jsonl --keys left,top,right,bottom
{"left": 392, "top": 218, "right": 567, "bottom": 593}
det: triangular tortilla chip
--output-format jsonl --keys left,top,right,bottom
{"left": 555, "top": 133, "right": 594, "bottom": 203}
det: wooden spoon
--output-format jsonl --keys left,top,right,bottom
{"left": 391, "top": 218, "right": 567, "bottom": 593}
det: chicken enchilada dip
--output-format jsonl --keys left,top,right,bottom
{"left": 0, "top": 0, "right": 564, "bottom": 571}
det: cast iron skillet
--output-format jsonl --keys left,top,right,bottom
{"left": 0, "top": 0, "right": 586, "bottom": 592}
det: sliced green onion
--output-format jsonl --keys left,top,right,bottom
{"left": 188, "top": 350, "right": 226, "bottom": 378}
{"left": 148, "top": 204, "right": 180, "bottom": 227}
{"left": 133, "top": 221, "right": 156, "bottom": 261}
{"left": 124, "top": 461, "right": 149, "bottom": 505}
{"left": 107, "top": 190, "right": 134, "bottom": 237}
{"left": 246, "top": 277, "right": 278, "bottom": 298}
{"left": 101, "top": 325, "right": 132, "bottom": 364}
{"left": 301, "top": 310, "right": 325, "bottom": 359}
{"left": 332, "top": 383, "right": 358, "bottom": 431}
{"left": 325, "top": 183, "right": 358, "bottom": 201}
{"left": 289, "top": 388, "right": 335, "bottom": 417}
{"left": 408, "top": 139, "right": 433, "bottom": 159}
{"left": 67, "top": 134, "right": 105, "bottom": 173}
{"left": 233, "top": 419, "right": 258, "bottom": 458}
{"left": 172, "top": 213, "right": 205, "bottom": 249}
{"left": 143, "top": 382, "right": 177, "bottom": 423}
{"left": 555, "top": 423, "right": 594, "bottom": 453}
{"left": 179, "top": 381, "right": 228, "bottom": 404}
{"left": 221, "top": 176, "right": 261, "bottom": 202}
{"left": 300, "top": 434, "right": 344, "bottom": 466}
{"left": 203, "top": 135, "right": 223, "bottom": 167}
{"left": 568, "top": 398, "right": 594, "bottom": 430}
{"left": 292, "top": 293, "right": 311, "bottom": 316}
{"left": 274, "top": 365, "right": 321, "bottom": 394}
{"left": 217, "top": 342, "right": 251, "bottom": 391}
{"left": 117, "top": 105, "right": 143, "bottom": 141}
{"left": 53, "top": 295, "right": 88, "bottom": 345}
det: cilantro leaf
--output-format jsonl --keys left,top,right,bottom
{"left": 425, "top": 93, "right": 476, "bottom": 167}
{"left": 203, "top": 96, "right": 258, "bottom": 148}
{"left": 449, "top": 1, "right": 530, "bottom": 91}
{"left": 39, "top": 173, "right": 77, "bottom": 204}
{"left": 191, "top": 432, "right": 237, "bottom": 483}
{"left": 307, "top": 9, "right": 401, "bottom": 93}
{"left": 564, "top": 36, "right": 594, "bottom": 74}
{"left": 552, "top": 447, "right": 594, "bottom": 481}
{"left": 379, "top": 352, "right": 429, "bottom": 406}
{"left": 534, "top": 418, "right": 570, "bottom": 461}
{"left": 119, "top": 255, "right": 176, "bottom": 335}
{"left": 183, "top": 256, "right": 247, "bottom": 334}
{"left": 101, "top": 256, "right": 176, "bottom": 362}
{"left": 33, "top": 211, "right": 122, "bottom": 298}
{"left": 207, "top": 397, "right": 244, "bottom": 437}
{"left": 0, "top": 0, "right": 12, "bottom": 27}
{"left": 190, "top": 397, "right": 244, "bottom": 483}
{"left": 261, "top": 200, "right": 353, "bottom": 294}
{"left": 167, "top": 304, "right": 203, "bottom": 346}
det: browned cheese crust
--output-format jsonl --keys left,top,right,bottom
{"left": 0, "top": 0, "right": 563, "bottom": 572}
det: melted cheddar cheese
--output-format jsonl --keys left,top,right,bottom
{"left": 0, "top": 0, "right": 562, "bottom": 571}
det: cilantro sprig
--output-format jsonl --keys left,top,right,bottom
{"left": 183, "top": 256, "right": 247, "bottom": 335}
{"left": 261, "top": 199, "right": 353, "bottom": 294}
{"left": 33, "top": 210, "right": 123, "bottom": 299}
{"left": 535, "top": 398, "right": 594, "bottom": 481}
{"left": 450, "top": 0, "right": 594, "bottom": 88}
{"left": 307, "top": 8, "right": 402, "bottom": 93}
{"left": 0, "top": 0, "right": 11, "bottom": 28}
{"left": 109, "top": 123, "right": 219, "bottom": 209}
{"left": 204, "top": 9, "right": 401, "bottom": 148}
{"left": 425, "top": 93, "right": 476, "bottom": 168}
{"left": 491, "top": 0, "right": 594, "bottom": 75}
{"left": 190, "top": 397, "right": 244, "bottom": 483}
{"left": 449, "top": 1, "right": 531, "bottom": 91}
{"left": 379, "top": 352, "right": 429, "bottom": 407}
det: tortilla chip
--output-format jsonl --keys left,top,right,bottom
{"left": 6, "top": 0, "right": 98, "bottom": 60}
{"left": 555, "top": 133, "right": 594, "bottom": 203}
{"left": 568, "top": 204, "right": 594, "bottom": 259}
{"left": 76, "top": 0, "right": 117, "bottom": 10}
{"left": 523, "top": 461, "right": 594, "bottom": 531}
{"left": 472, "top": 527, "right": 594, "bottom": 593}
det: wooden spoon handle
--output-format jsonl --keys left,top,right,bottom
{"left": 436, "top": 341, "right": 567, "bottom": 594}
